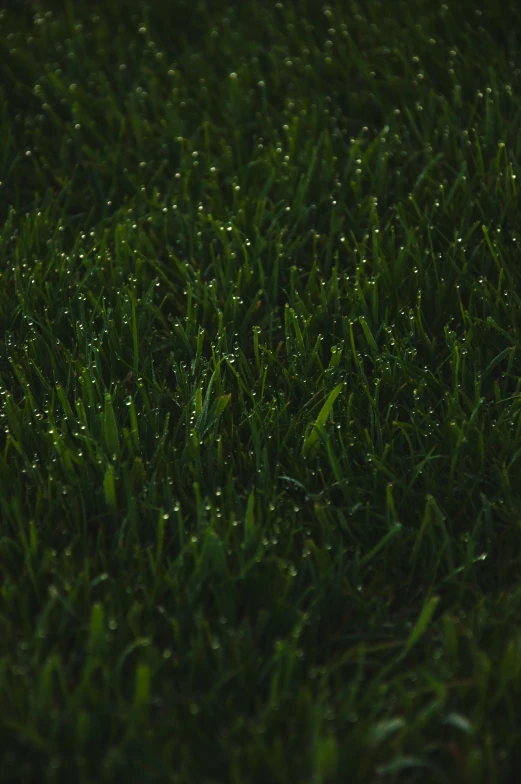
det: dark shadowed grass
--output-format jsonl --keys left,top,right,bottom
{"left": 1, "top": 0, "right": 521, "bottom": 781}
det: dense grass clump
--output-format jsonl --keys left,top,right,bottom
{"left": 1, "top": 1, "right": 521, "bottom": 781}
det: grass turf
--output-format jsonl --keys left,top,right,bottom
{"left": 1, "top": 0, "right": 521, "bottom": 781}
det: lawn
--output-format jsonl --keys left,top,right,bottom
{"left": 1, "top": 0, "right": 521, "bottom": 781}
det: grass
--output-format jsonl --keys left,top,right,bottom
{"left": 1, "top": 0, "right": 521, "bottom": 781}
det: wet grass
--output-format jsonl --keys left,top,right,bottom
{"left": 1, "top": 0, "right": 521, "bottom": 781}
